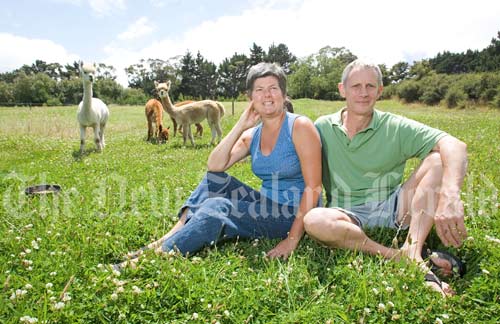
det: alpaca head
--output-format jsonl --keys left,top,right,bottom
{"left": 79, "top": 61, "right": 96, "bottom": 84}
{"left": 154, "top": 80, "right": 171, "bottom": 99}
{"left": 159, "top": 126, "right": 170, "bottom": 143}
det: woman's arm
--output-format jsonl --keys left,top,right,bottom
{"left": 207, "top": 102, "right": 261, "bottom": 172}
{"left": 266, "top": 116, "right": 322, "bottom": 259}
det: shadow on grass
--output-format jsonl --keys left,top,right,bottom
{"left": 72, "top": 148, "right": 99, "bottom": 161}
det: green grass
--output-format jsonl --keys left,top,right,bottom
{"left": 0, "top": 100, "right": 499, "bottom": 323}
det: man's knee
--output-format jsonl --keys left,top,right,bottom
{"left": 304, "top": 208, "right": 338, "bottom": 238}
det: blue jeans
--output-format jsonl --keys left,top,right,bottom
{"left": 161, "top": 172, "right": 297, "bottom": 255}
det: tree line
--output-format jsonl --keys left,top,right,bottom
{"left": 0, "top": 32, "right": 499, "bottom": 108}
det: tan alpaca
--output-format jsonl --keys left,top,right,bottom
{"left": 170, "top": 100, "right": 203, "bottom": 138}
{"left": 145, "top": 99, "right": 167, "bottom": 142}
{"left": 155, "top": 80, "right": 225, "bottom": 146}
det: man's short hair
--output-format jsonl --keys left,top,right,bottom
{"left": 341, "top": 59, "right": 383, "bottom": 87}
{"left": 246, "top": 62, "right": 287, "bottom": 96}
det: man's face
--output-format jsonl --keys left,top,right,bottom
{"left": 338, "top": 67, "right": 383, "bottom": 115}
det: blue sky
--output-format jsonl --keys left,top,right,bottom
{"left": 1, "top": 0, "right": 499, "bottom": 86}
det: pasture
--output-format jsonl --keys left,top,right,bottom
{"left": 0, "top": 100, "right": 499, "bottom": 323}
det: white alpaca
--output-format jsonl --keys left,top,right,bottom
{"left": 77, "top": 62, "right": 109, "bottom": 153}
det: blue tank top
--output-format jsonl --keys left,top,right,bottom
{"left": 249, "top": 112, "right": 305, "bottom": 206}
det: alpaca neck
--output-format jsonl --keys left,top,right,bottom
{"left": 82, "top": 82, "right": 93, "bottom": 112}
{"left": 160, "top": 93, "right": 178, "bottom": 118}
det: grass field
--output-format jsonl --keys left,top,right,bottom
{"left": 0, "top": 100, "right": 499, "bottom": 323}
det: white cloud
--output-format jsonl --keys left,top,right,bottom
{"left": 103, "top": 0, "right": 500, "bottom": 87}
{"left": 0, "top": 33, "right": 79, "bottom": 72}
{"left": 118, "top": 17, "right": 155, "bottom": 40}
{"left": 88, "top": 0, "right": 126, "bottom": 16}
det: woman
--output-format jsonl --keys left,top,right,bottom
{"left": 115, "top": 62, "right": 321, "bottom": 270}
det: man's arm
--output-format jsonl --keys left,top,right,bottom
{"left": 432, "top": 135, "right": 468, "bottom": 247}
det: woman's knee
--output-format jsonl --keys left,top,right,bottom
{"left": 196, "top": 197, "right": 232, "bottom": 219}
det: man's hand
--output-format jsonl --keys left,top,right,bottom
{"left": 434, "top": 193, "right": 467, "bottom": 247}
{"left": 266, "top": 237, "right": 299, "bottom": 259}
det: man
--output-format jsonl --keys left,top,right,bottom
{"left": 303, "top": 59, "right": 468, "bottom": 297}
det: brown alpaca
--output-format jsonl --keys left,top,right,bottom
{"left": 145, "top": 99, "right": 166, "bottom": 142}
{"left": 171, "top": 100, "right": 203, "bottom": 138}
{"left": 155, "top": 80, "right": 225, "bottom": 146}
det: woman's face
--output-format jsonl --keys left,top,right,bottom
{"left": 250, "top": 76, "right": 285, "bottom": 117}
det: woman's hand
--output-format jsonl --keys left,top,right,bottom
{"left": 236, "top": 101, "right": 261, "bottom": 131}
{"left": 266, "top": 237, "right": 299, "bottom": 259}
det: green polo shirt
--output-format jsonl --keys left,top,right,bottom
{"left": 315, "top": 108, "right": 447, "bottom": 208}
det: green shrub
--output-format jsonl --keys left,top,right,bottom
{"left": 46, "top": 97, "right": 63, "bottom": 106}
{"left": 419, "top": 74, "right": 451, "bottom": 106}
{"left": 397, "top": 80, "right": 422, "bottom": 103}
{"left": 445, "top": 86, "right": 467, "bottom": 108}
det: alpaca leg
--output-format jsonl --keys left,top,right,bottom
{"left": 93, "top": 126, "right": 102, "bottom": 152}
{"left": 188, "top": 124, "right": 195, "bottom": 146}
{"left": 100, "top": 123, "right": 106, "bottom": 148}
{"left": 147, "top": 120, "right": 153, "bottom": 141}
{"left": 209, "top": 124, "right": 217, "bottom": 145}
{"left": 182, "top": 123, "right": 188, "bottom": 146}
{"left": 171, "top": 117, "right": 177, "bottom": 137}
{"left": 215, "top": 121, "right": 223, "bottom": 143}
{"left": 79, "top": 126, "right": 86, "bottom": 153}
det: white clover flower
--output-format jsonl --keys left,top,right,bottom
{"left": 377, "top": 303, "right": 386, "bottom": 312}
{"left": 485, "top": 235, "right": 500, "bottom": 244}
{"left": 62, "top": 293, "right": 71, "bottom": 302}
{"left": 31, "top": 241, "right": 39, "bottom": 250}
{"left": 110, "top": 293, "right": 118, "bottom": 300}
{"left": 118, "top": 313, "right": 126, "bottom": 320}
{"left": 20, "top": 252, "right": 26, "bottom": 258}
{"left": 224, "top": 310, "right": 230, "bottom": 316}
{"left": 364, "top": 307, "right": 371, "bottom": 314}
{"left": 19, "top": 315, "right": 38, "bottom": 323}
{"left": 387, "top": 301, "right": 395, "bottom": 308}
{"left": 442, "top": 314, "right": 450, "bottom": 319}
{"left": 132, "top": 286, "right": 142, "bottom": 295}
{"left": 435, "top": 318, "right": 443, "bottom": 324}
{"left": 10, "top": 289, "right": 27, "bottom": 300}
{"left": 16, "top": 236, "right": 22, "bottom": 241}
{"left": 207, "top": 303, "right": 212, "bottom": 309}
{"left": 381, "top": 280, "right": 388, "bottom": 286}
{"left": 24, "top": 284, "right": 33, "bottom": 290}
{"left": 386, "top": 286, "right": 394, "bottom": 293}
{"left": 22, "top": 260, "right": 33, "bottom": 267}
{"left": 49, "top": 296, "right": 57, "bottom": 302}
{"left": 53, "top": 302, "right": 65, "bottom": 310}
{"left": 116, "top": 286, "right": 125, "bottom": 293}
{"left": 372, "top": 288, "right": 379, "bottom": 295}
{"left": 45, "top": 283, "right": 53, "bottom": 289}
{"left": 200, "top": 298, "right": 205, "bottom": 302}
{"left": 192, "top": 312, "right": 199, "bottom": 319}
{"left": 482, "top": 269, "right": 490, "bottom": 275}
{"left": 50, "top": 272, "right": 57, "bottom": 276}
